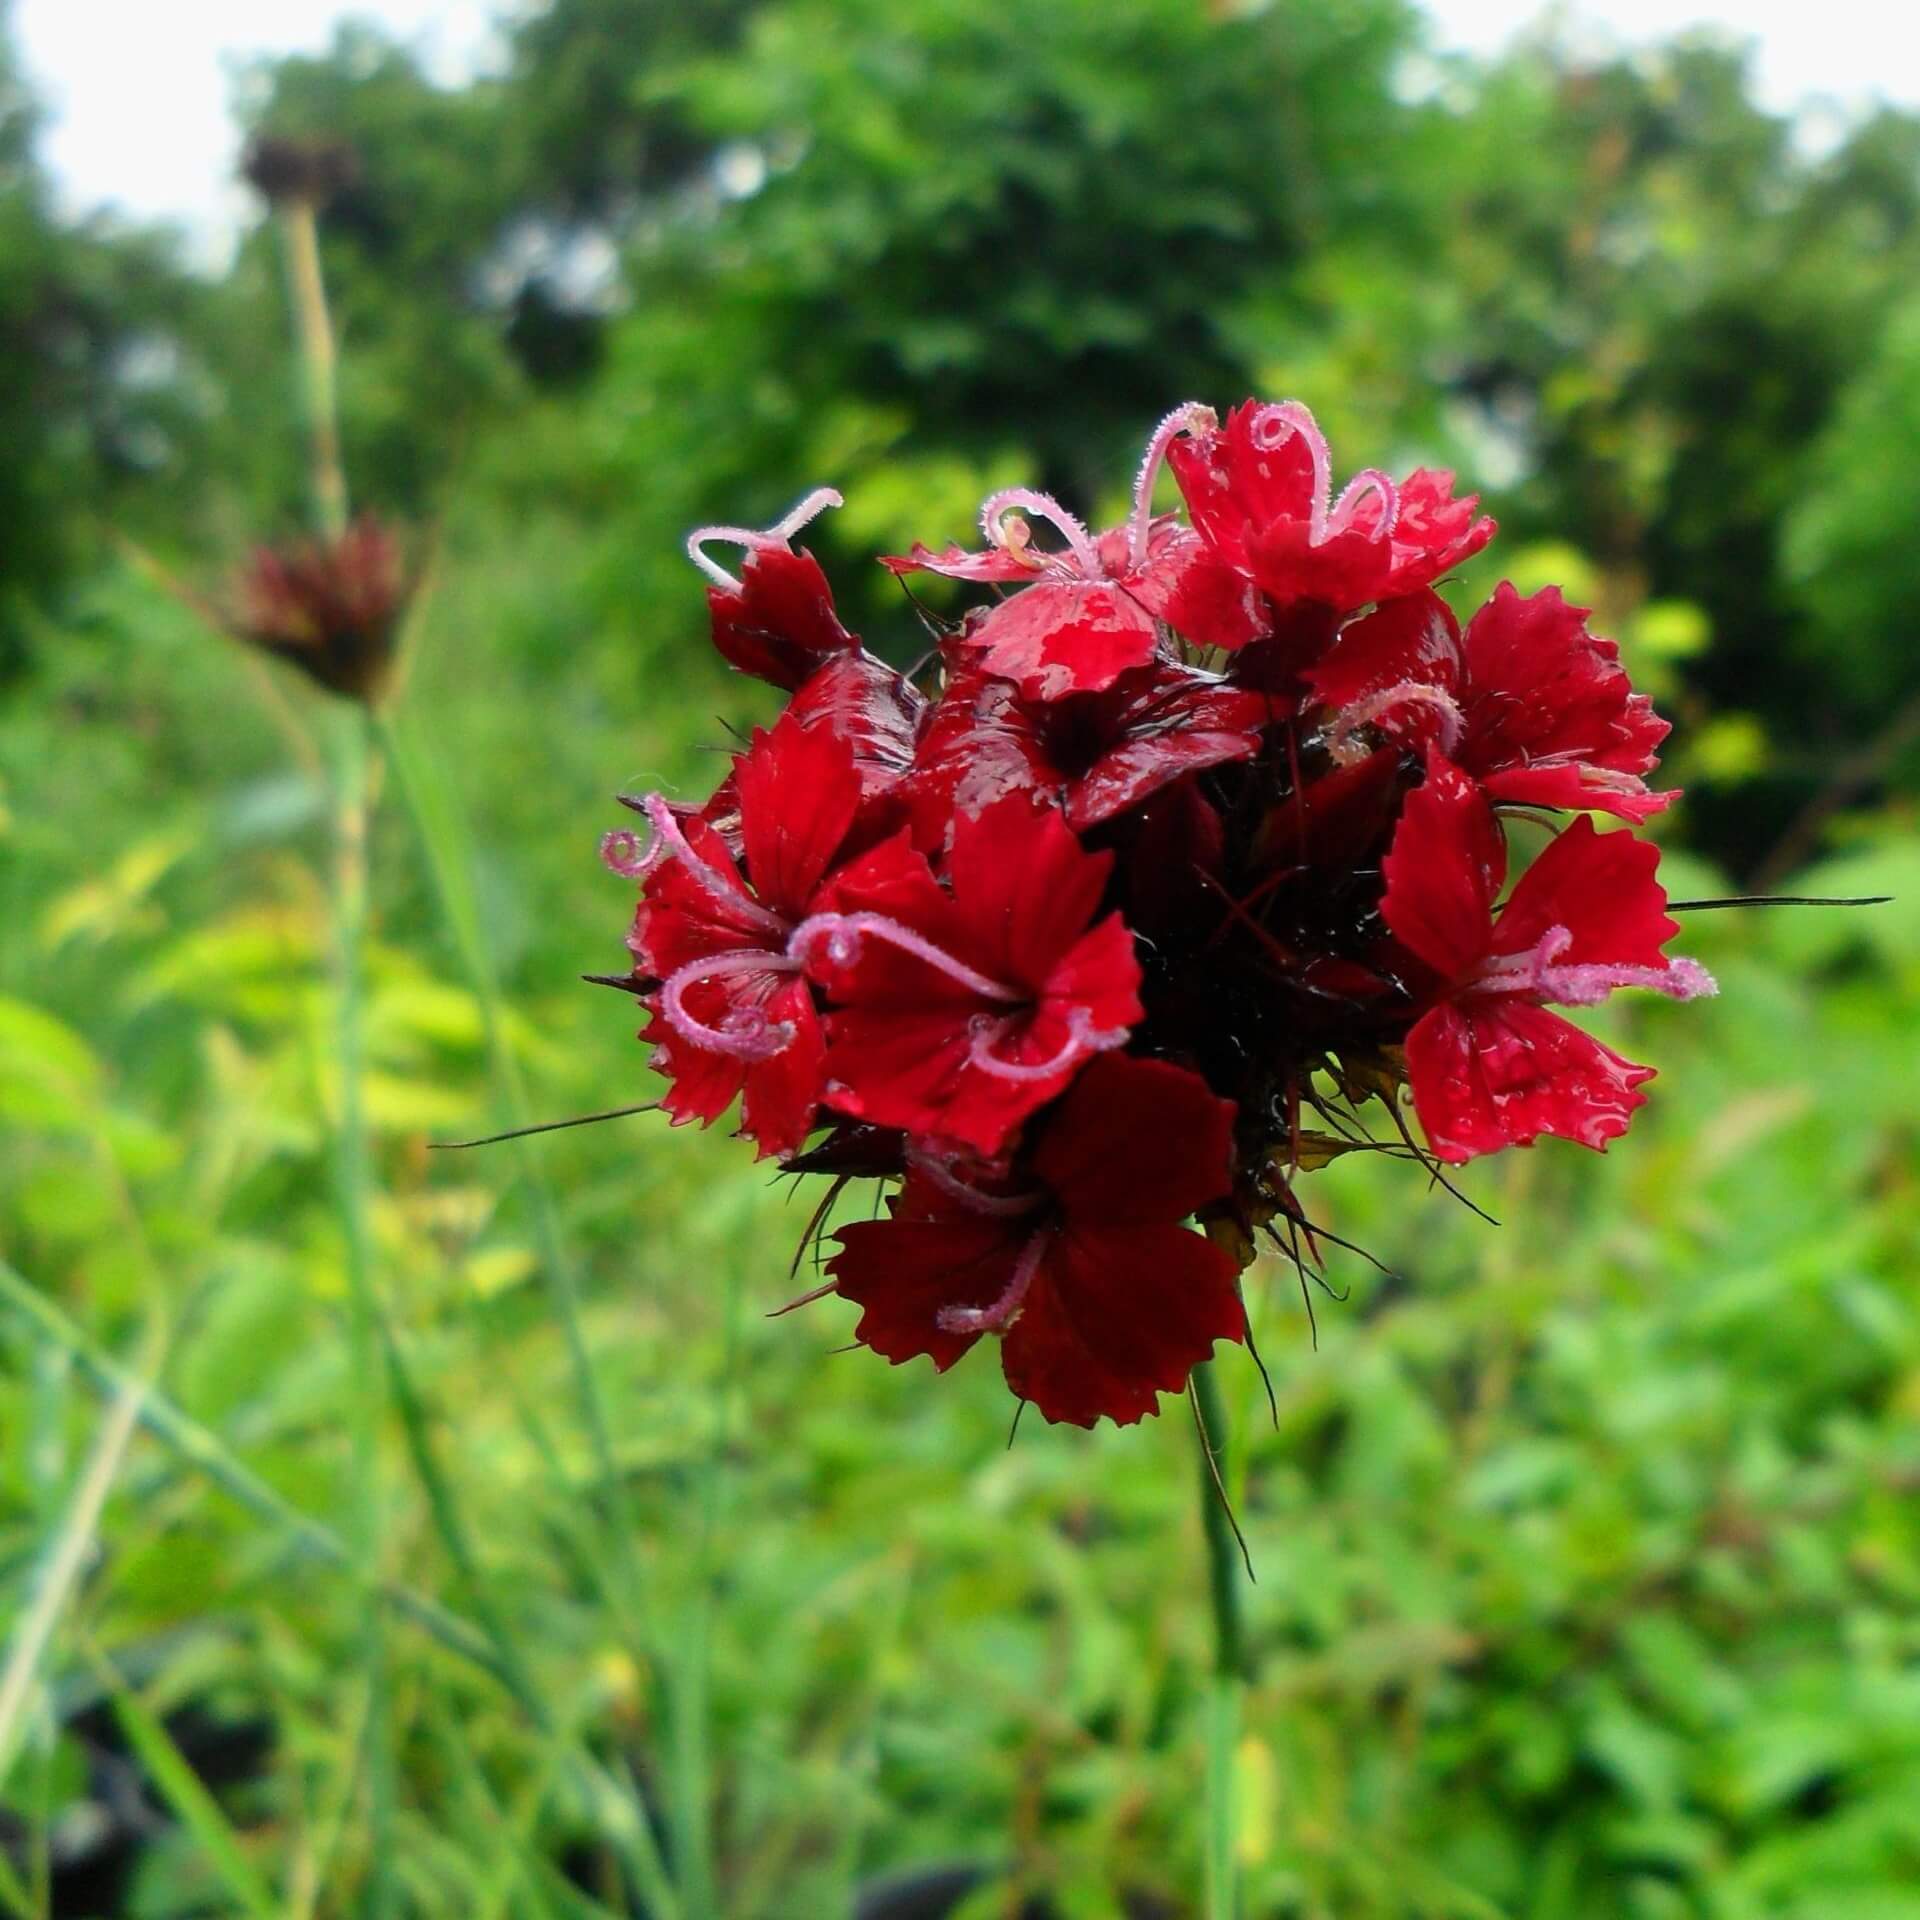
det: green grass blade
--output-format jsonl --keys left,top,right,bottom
{"left": 0, "top": 1333, "right": 149, "bottom": 1784}
{"left": 87, "top": 1645, "right": 279, "bottom": 1920}
{"left": 0, "top": 1836, "right": 30, "bottom": 1920}
{"left": 0, "top": 1257, "right": 515, "bottom": 1696}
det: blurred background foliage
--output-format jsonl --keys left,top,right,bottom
{"left": 1, "top": 0, "right": 1917, "bottom": 1915}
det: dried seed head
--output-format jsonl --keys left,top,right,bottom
{"left": 229, "top": 515, "right": 412, "bottom": 705}
{"left": 241, "top": 134, "right": 360, "bottom": 209}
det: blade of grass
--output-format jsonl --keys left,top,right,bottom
{"left": 0, "top": 1322, "right": 154, "bottom": 1784}
{"left": 83, "top": 1640, "right": 279, "bottom": 1920}
{"left": 0, "top": 1256, "right": 510, "bottom": 1692}
{"left": 0, "top": 1830, "right": 29, "bottom": 1920}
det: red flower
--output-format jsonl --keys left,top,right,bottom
{"left": 792, "top": 795, "right": 1143, "bottom": 1155}
{"left": 1306, "top": 585, "right": 1672, "bottom": 821}
{"left": 885, "top": 407, "right": 1266, "bottom": 700}
{"left": 906, "top": 657, "right": 1275, "bottom": 842}
{"left": 615, "top": 712, "right": 867, "bottom": 1158}
{"left": 689, "top": 488, "right": 857, "bottom": 690}
{"left": 1168, "top": 401, "right": 1493, "bottom": 615}
{"left": 1380, "top": 756, "right": 1714, "bottom": 1162}
{"left": 827, "top": 1054, "right": 1244, "bottom": 1426}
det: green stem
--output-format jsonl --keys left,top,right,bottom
{"left": 276, "top": 198, "right": 349, "bottom": 542}
{"left": 328, "top": 702, "right": 396, "bottom": 1917}
{"left": 1192, "top": 1358, "right": 1245, "bottom": 1920}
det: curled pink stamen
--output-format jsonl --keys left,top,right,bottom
{"left": 1474, "top": 926, "right": 1719, "bottom": 1007}
{"left": 600, "top": 827, "right": 661, "bottom": 881}
{"left": 1326, "top": 681, "right": 1464, "bottom": 762}
{"left": 769, "top": 486, "right": 844, "bottom": 542}
{"left": 965, "top": 1007, "right": 1131, "bottom": 1084}
{"left": 936, "top": 1227, "right": 1051, "bottom": 1335}
{"left": 788, "top": 911, "right": 1023, "bottom": 1004}
{"left": 1128, "top": 401, "right": 1216, "bottom": 565}
{"left": 1326, "top": 468, "right": 1399, "bottom": 541}
{"left": 643, "top": 794, "right": 787, "bottom": 936}
{"left": 906, "top": 1147, "right": 1044, "bottom": 1219}
{"left": 685, "top": 486, "right": 846, "bottom": 589}
{"left": 979, "top": 487, "right": 1101, "bottom": 577}
{"left": 659, "top": 949, "right": 802, "bottom": 1060}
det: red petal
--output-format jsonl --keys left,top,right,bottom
{"left": 942, "top": 794, "right": 1115, "bottom": 994}
{"left": 1379, "top": 755, "right": 1505, "bottom": 980}
{"left": 1303, "top": 590, "right": 1462, "bottom": 728}
{"left": 904, "top": 669, "right": 1056, "bottom": 849}
{"left": 881, "top": 540, "right": 1041, "bottom": 583}
{"left": 1167, "top": 401, "right": 1318, "bottom": 571}
{"left": 640, "top": 991, "right": 744, "bottom": 1128}
{"left": 1406, "top": 999, "right": 1654, "bottom": 1163}
{"left": 1382, "top": 469, "right": 1495, "bottom": 594}
{"left": 1248, "top": 519, "right": 1393, "bottom": 615}
{"left": 1032, "top": 1054, "right": 1235, "bottom": 1229}
{"left": 1000, "top": 1224, "right": 1245, "bottom": 1427}
{"left": 709, "top": 545, "right": 855, "bottom": 690}
{"left": 1063, "top": 672, "right": 1273, "bottom": 830}
{"left": 828, "top": 1195, "right": 1026, "bottom": 1372}
{"left": 968, "top": 581, "right": 1160, "bottom": 699}
{"left": 783, "top": 650, "right": 924, "bottom": 814}
{"left": 734, "top": 711, "right": 861, "bottom": 920}
{"left": 738, "top": 976, "right": 827, "bottom": 1159}
{"left": 1489, "top": 815, "right": 1678, "bottom": 971}
{"left": 628, "top": 816, "right": 768, "bottom": 978}
{"left": 1456, "top": 585, "right": 1670, "bottom": 820}
{"left": 1127, "top": 533, "right": 1269, "bottom": 652}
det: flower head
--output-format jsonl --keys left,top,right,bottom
{"left": 1167, "top": 400, "right": 1494, "bottom": 615}
{"left": 828, "top": 1054, "right": 1244, "bottom": 1427}
{"left": 885, "top": 407, "right": 1266, "bottom": 700}
{"left": 1380, "top": 755, "right": 1714, "bottom": 1161}
{"left": 600, "top": 396, "right": 1720, "bottom": 1428}
{"left": 231, "top": 515, "right": 412, "bottom": 704}
{"left": 1307, "top": 584, "right": 1672, "bottom": 821}
{"left": 689, "top": 488, "right": 857, "bottom": 690}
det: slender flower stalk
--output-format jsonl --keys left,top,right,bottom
{"left": 280, "top": 199, "right": 347, "bottom": 538}
{"left": 1192, "top": 1360, "right": 1247, "bottom": 1920}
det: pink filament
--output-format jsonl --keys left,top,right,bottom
{"left": 659, "top": 949, "right": 801, "bottom": 1060}
{"left": 788, "top": 911, "right": 1022, "bottom": 1005}
{"left": 685, "top": 486, "right": 845, "bottom": 589}
{"left": 1476, "top": 926, "right": 1720, "bottom": 1007}
{"left": 1128, "top": 402, "right": 1216, "bottom": 565}
{"left": 600, "top": 827, "right": 661, "bottom": 880}
{"left": 936, "top": 1228, "right": 1051, "bottom": 1335}
{"left": 979, "top": 487, "right": 1101, "bottom": 577}
{"left": 965, "top": 1007, "right": 1130, "bottom": 1083}
{"left": 1327, "top": 680, "right": 1464, "bottom": 761}
{"left": 906, "top": 1147, "right": 1044, "bottom": 1219}
{"left": 1326, "top": 468, "right": 1400, "bottom": 542}
{"left": 641, "top": 794, "right": 787, "bottom": 936}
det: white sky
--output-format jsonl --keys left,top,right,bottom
{"left": 16, "top": 0, "right": 1920, "bottom": 259}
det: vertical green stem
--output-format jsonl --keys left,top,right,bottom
{"left": 330, "top": 702, "right": 394, "bottom": 1915}
{"left": 276, "top": 198, "right": 349, "bottom": 542}
{"left": 1192, "top": 1358, "right": 1245, "bottom": 1920}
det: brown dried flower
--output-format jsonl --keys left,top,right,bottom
{"left": 231, "top": 515, "right": 413, "bottom": 705}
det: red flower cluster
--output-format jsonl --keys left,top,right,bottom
{"left": 603, "top": 402, "right": 1714, "bottom": 1427}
